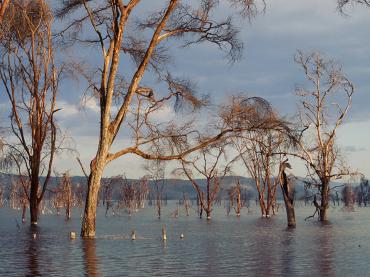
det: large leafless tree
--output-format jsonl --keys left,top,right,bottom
{"left": 0, "top": 0, "right": 61, "bottom": 225}
{"left": 293, "top": 51, "right": 354, "bottom": 221}
{"left": 56, "top": 0, "right": 264, "bottom": 237}
{"left": 230, "top": 96, "right": 293, "bottom": 217}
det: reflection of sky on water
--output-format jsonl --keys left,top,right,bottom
{"left": 0, "top": 203, "right": 370, "bottom": 276}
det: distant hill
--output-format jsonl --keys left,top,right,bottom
{"left": 0, "top": 173, "right": 346, "bottom": 200}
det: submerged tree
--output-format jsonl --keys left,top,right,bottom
{"left": 278, "top": 159, "right": 296, "bottom": 227}
{"left": 228, "top": 178, "right": 243, "bottom": 216}
{"left": 56, "top": 0, "right": 264, "bottom": 237}
{"left": 294, "top": 51, "right": 355, "bottom": 221}
{"left": 231, "top": 96, "right": 292, "bottom": 217}
{"left": 0, "top": 0, "right": 61, "bottom": 225}
{"left": 117, "top": 176, "right": 149, "bottom": 215}
{"left": 176, "top": 142, "right": 232, "bottom": 219}
{"left": 61, "top": 172, "right": 73, "bottom": 220}
{"left": 356, "top": 177, "right": 369, "bottom": 206}
{"left": 145, "top": 160, "right": 166, "bottom": 219}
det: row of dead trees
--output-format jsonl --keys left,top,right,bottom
{"left": 0, "top": 0, "right": 364, "bottom": 236}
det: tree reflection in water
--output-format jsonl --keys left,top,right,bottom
{"left": 281, "top": 227, "right": 296, "bottom": 277}
{"left": 316, "top": 222, "right": 334, "bottom": 277}
{"left": 82, "top": 239, "right": 102, "bottom": 277}
{"left": 25, "top": 226, "right": 40, "bottom": 277}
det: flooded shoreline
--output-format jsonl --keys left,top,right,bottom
{"left": 0, "top": 203, "right": 368, "bottom": 276}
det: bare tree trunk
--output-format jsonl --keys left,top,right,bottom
{"left": 206, "top": 180, "right": 211, "bottom": 219}
{"left": 282, "top": 192, "right": 296, "bottom": 227}
{"left": 30, "top": 177, "right": 39, "bottom": 225}
{"left": 320, "top": 181, "right": 329, "bottom": 221}
{"left": 258, "top": 193, "right": 266, "bottom": 216}
{"left": 206, "top": 209, "right": 211, "bottom": 219}
{"left": 236, "top": 189, "right": 241, "bottom": 216}
{"left": 81, "top": 159, "right": 106, "bottom": 238}
{"left": 279, "top": 160, "right": 296, "bottom": 227}
{"left": 157, "top": 197, "right": 161, "bottom": 219}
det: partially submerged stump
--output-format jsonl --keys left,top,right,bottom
{"left": 162, "top": 226, "right": 167, "bottom": 241}
{"left": 279, "top": 159, "right": 296, "bottom": 228}
{"left": 131, "top": 230, "right": 136, "bottom": 240}
{"left": 70, "top": 232, "right": 76, "bottom": 239}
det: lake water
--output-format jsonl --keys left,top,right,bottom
{"left": 0, "top": 202, "right": 369, "bottom": 277}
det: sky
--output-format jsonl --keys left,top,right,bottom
{"left": 2, "top": 0, "right": 370, "bottom": 179}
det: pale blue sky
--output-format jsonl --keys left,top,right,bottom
{"left": 2, "top": 0, "right": 369, "bottom": 179}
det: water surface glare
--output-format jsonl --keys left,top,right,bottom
{"left": 0, "top": 203, "right": 369, "bottom": 276}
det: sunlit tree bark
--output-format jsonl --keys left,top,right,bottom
{"left": 0, "top": 0, "right": 10, "bottom": 24}
{"left": 0, "top": 0, "right": 61, "bottom": 225}
{"left": 294, "top": 51, "right": 355, "bottom": 221}
{"left": 56, "top": 0, "right": 264, "bottom": 238}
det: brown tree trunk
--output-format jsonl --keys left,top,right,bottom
{"left": 320, "top": 181, "right": 329, "bottom": 221}
{"left": 282, "top": 193, "right": 296, "bottom": 227}
{"left": 30, "top": 175, "right": 39, "bottom": 225}
{"left": 81, "top": 168, "right": 104, "bottom": 238}
{"left": 157, "top": 197, "right": 161, "bottom": 219}
{"left": 206, "top": 209, "right": 211, "bottom": 219}
{"left": 236, "top": 190, "right": 241, "bottom": 216}
{"left": 279, "top": 162, "right": 296, "bottom": 227}
{"left": 258, "top": 193, "right": 266, "bottom": 217}
{"left": 66, "top": 202, "right": 71, "bottom": 220}
{"left": 81, "top": 121, "right": 112, "bottom": 237}
{"left": 206, "top": 180, "right": 211, "bottom": 219}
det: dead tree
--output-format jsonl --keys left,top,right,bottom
{"left": 144, "top": 160, "right": 166, "bottom": 219}
{"left": 56, "top": 0, "right": 264, "bottom": 238}
{"left": 355, "top": 177, "right": 369, "bottom": 207}
{"left": 341, "top": 184, "right": 355, "bottom": 210}
{"left": 116, "top": 176, "right": 148, "bottom": 215}
{"left": 228, "top": 178, "right": 242, "bottom": 216}
{"left": 8, "top": 177, "right": 29, "bottom": 222}
{"left": 183, "top": 192, "right": 191, "bottom": 216}
{"left": 234, "top": 125, "right": 287, "bottom": 217}
{"left": 278, "top": 159, "right": 296, "bottom": 227}
{"left": 101, "top": 179, "right": 113, "bottom": 217}
{"left": 176, "top": 142, "right": 231, "bottom": 220}
{"left": 61, "top": 173, "right": 73, "bottom": 220}
{"left": 294, "top": 51, "right": 355, "bottom": 221}
{"left": 0, "top": 0, "right": 61, "bottom": 225}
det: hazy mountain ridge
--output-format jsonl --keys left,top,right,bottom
{"left": 0, "top": 173, "right": 349, "bottom": 200}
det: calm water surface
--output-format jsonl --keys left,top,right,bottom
{"left": 0, "top": 203, "right": 369, "bottom": 276}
